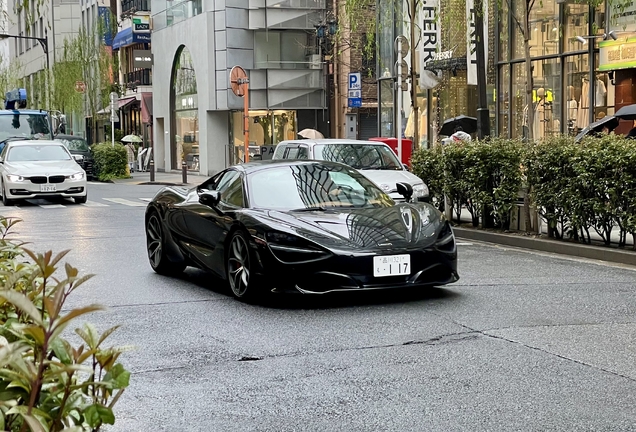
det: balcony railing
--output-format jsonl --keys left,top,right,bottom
{"left": 126, "top": 69, "right": 152, "bottom": 86}
{"left": 122, "top": 0, "right": 150, "bottom": 15}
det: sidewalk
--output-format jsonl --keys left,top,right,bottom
{"left": 111, "top": 170, "right": 210, "bottom": 186}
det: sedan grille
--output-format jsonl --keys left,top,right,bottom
{"left": 48, "top": 175, "right": 65, "bottom": 184}
{"left": 29, "top": 176, "right": 47, "bottom": 184}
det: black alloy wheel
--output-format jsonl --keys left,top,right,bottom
{"left": 226, "top": 231, "right": 257, "bottom": 299}
{"left": 146, "top": 213, "right": 185, "bottom": 275}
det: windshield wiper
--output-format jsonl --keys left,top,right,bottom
{"left": 290, "top": 206, "right": 329, "bottom": 212}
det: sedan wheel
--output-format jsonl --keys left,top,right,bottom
{"left": 146, "top": 213, "right": 185, "bottom": 275}
{"left": 227, "top": 231, "right": 255, "bottom": 299}
{"left": 1, "top": 180, "right": 15, "bottom": 206}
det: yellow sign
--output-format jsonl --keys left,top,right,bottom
{"left": 599, "top": 38, "right": 636, "bottom": 71}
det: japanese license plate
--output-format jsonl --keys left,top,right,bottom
{"left": 373, "top": 254, "right": 411, "bottom": 277}
{"left": 40, "top": 184, "right": 56, "bottom": 192}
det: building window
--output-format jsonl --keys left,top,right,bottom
{"left": 171, "top": 46, "right": 199, "bottom": 171}
{"left": 254, "top": 31, "right": 308, "bottom": 69}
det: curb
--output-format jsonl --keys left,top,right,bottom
{"left": 453, "top": 227, "right": 636, "bottom": 267}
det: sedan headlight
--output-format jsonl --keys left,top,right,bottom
{"left": 72, "top": 154, "right": 84, "bottom": 162}
{"left": 68, "top": 172, "right": 85, "bottom": 181}
{"left": 412, "top": 183, "right": 429, "bottom": 199}
{"left": 6, "top": 175, "right": 24, "bottom": 182}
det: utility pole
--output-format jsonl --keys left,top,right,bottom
{"left": 409, "top": 0, "right": 419, "bottom": 149}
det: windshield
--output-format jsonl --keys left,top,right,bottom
{"left": 57, "top": 138, "right": 89, "bottom": 152}
{"left": 313, "top": 143, "right": 402, "bottom": 170}
{"left": 0, "top": 113, "right": 51, "bottom": 141}
{"left": 7, "top": 144, "right": 71, "bottom": 162}
{"left": 247, "top": 163, "right": 394, "bottom": 210}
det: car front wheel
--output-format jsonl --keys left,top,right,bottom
{"left": 1, "top": 180, "right": 16, "bottom": 206}
{"left": 74, "top": 193, "right": 87, "bottom": 204}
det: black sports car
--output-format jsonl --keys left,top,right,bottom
{"left": 145, "top": 160, "right": 458, "bottom": 299}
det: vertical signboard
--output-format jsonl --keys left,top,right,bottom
{"left": 418, "top": 0, "right": 441, "bottom": 89}
{"left": 348, "top": 72, "right": 362, "bottom": 108}
{"left": 466, "top": 0, "right": 488, "bottom": 86}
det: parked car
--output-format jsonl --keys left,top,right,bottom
{"left": 54, "top": 134, "right": 95, "bottom": 180}
{"left": 0, "top": 140, "right": 87, "bottom": 206}
{"left": 271, "top": 139, "right": 429, "bottom": 202}
{"left": 144, "top": 159, "right": 458, "bottom": 300}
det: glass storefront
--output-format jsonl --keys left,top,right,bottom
{"left": 171, "top": 47, "right": 199, "bottom": 170}
{"left": 230, "top": 110, "right": 297, "bottom": 163}
{"left": 496, "top": 0, "right": 608, "bottom": 138}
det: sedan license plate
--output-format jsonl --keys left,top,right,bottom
{"left": 373, "top": 254, "right": 411, "bottom": 277}
{"left": 40, "top": 184, "right": 56, "bottom": 192}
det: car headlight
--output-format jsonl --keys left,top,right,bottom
{"left": 72, "top": 154, "right": 84, "bottom": 162}
{"left": 265, "top": 231, "right": 331, "bottom": 263}
{"left": 412, "top": 183, "right": 429, "bottom": 198}
{"left": 6, "top": 175, "right": 24, "bottom": 182}
{"left": 68, "top": 172, "right": 85, "bottom": 180}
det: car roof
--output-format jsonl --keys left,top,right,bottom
{"left": 231, "top": 159, "right": 352, "bottom": 174}
{"left": 0, "top": 109, "right": 48, "bottom": 115}
{"left": 5, "top": 140, "right": 65, "bottom": 147}
{"left": 54, "top": 134, "right": 85, "bottom": 141}
{"left": 276, "top": 139, "right": 388, "bottom": 147}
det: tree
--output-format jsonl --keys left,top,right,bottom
{"left": 0, "top": 54, "right": 25, "bottom": 96}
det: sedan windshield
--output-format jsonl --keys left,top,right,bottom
{"left": 247, "top": 163, "right": 394, "bottom": 211}
{"left": 0, "top": 114, "right": 51, "bottom": 141}
{"left": 57, "top": 138, "right": 89, "bottom": 152}
{"left": 7, "top": 145, "right": 71, "bottom": 162}
{"left": 313, "top": 143, "right": 402, "bottom": 170}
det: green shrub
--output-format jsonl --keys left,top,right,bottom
{"left": 0, "top": 216, "right": 131, "bottom": 431}
{"left": 92, "top": 142, "right": 129, "bottom": 182}
{"left": 410, "top": 145, "right": 444, "bottom": 211}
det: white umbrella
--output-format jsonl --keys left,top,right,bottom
{"left": 298, "top": 128, "right": 324, "bottom": 139}
{"left": 121, "top": 134, "right": 143, "bottom": 143}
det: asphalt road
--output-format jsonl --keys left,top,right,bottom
{"left": 3, "top": 182, "right": 636, "bottom": 431}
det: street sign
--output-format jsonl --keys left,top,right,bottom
{"left": 74, "top": 81, "right": 85, "bottom": 93}
{"left": 347, "top": 72, "right": 362, "bottom": 108}
{"left": 109, "top": 91, "right": 119, "bottom": 104}
{"left": 110, "top": 112, "right": 119, "bottom": 123}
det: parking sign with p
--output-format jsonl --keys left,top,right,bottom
{"left": 348, "top": 72, "right": 362, "bottom": 108}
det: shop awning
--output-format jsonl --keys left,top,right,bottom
{"left": 112, "top": 27, "right": 151, "bottom": 50}
{"left": 96, "top": 97, "right": 137, "bottom": 114}
{"left": 141, "top": 92, "right": 153, "bottom": 124}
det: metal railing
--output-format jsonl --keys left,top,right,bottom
{"left": 126, "top": 69, "right": 152, "bottom": 86}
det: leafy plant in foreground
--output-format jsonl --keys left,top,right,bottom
{"left": 0, "top": 217, "right": 131, "bottom": 431}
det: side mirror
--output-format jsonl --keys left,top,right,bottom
{"left": 396, "top": 182, "right": 413, "bottom": 203}
{"left": 199, "top": 190, "right": 221, "bottom": 207}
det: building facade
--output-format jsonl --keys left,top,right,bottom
{"left": 150, "top": 0, "right": 329, "bottom": 175}
{"left": 377, "top": 0, "right": 633, "bottom": 146}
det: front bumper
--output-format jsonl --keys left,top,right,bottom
{"left": 252, "top": 239, "right": 458, "bottom": 294}
{"left": 5, "top": 178, "right": 87, "bottom": 199}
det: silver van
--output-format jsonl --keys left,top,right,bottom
{"left": 272, "top": 139, "right": 429, "bottom": 202}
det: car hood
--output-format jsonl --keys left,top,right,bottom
{"left": 262, "top": 203, "right": 444, "bottom": 251}
{"left": 4, "top": 160, "right": 83, "bottom": 176}
{"left": 358, "top": 169, "right": 424, "bottom": 193}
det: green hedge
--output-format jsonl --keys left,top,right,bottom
{"left": 92, "top": 142, "right": 129, "bottom": 182}
{"left": 411, "top": 135, "right": 636, "bottom": 249}
{"left": 412, "top": 137, "right": 524, "bottom": 230}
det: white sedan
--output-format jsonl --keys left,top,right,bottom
{"left": 0, "top": 140, "right": 87, "bottom": 206}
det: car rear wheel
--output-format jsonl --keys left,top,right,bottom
{"left": 146, "top": 212, "right": 185, "bottom": 276}
{"left": 226, "top": 231, "right": 259, "bottom": 300}
{"left": 1, "top": 180, "right": 16, "bottom": 206}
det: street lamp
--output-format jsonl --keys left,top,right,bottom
{"left": 574, "top": 30, "right": 618, "bottom": 44}
{"left": 0, "top": 30, "right": 49, "bottom": 69}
